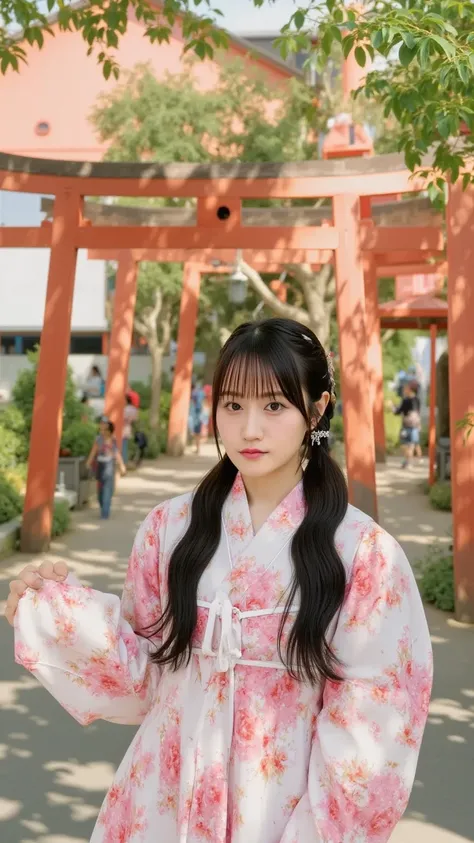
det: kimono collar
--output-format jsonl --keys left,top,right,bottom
{"left": 222, "top": 471, "right": 306, "bottom": 567}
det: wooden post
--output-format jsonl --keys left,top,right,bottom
{"left": 104, "top": 252, "right": 138, "bottom": 448}
{"left": 167, "top": 263, "right": 201, "bottom": 457}
{"left": 446, "top": 182, "right": 474, "bottom": 623}
{"left": 428, "top": 323, "right": 437, "bottom": 487}
{"left": 21, "top": 190, "right": 82, "bottom": 552}
{"left": 364, "top": 253, "right": 386, "bottom": 463}
{"left": 333, "top": 194, "right": 378, "bottom": 520}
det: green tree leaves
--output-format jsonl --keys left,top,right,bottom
{"left": 2, "top": 0, "right": 474, "bottom": 184}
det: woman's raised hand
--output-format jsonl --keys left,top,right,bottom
{"left": 4, "top": 561, "right": 69, "bottom": 626}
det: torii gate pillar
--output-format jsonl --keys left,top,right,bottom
{"left": 333, "top": 194, "right": 378, "bottom": 521}
{"left": 105, "top": 252, "right": 139, "bottom": 448}
{"left": 364, "top": 252, "right": 386, "bottom": 463}
{"left": 446, "top": 181, "right": 474, "bottom": 623}
{"left": 167, "top": 263, "right": 202, "bottom": 456}
{"left": 21, "top": 191, "right": 81, "bottom": 552}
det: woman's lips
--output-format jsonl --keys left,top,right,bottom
{"left": 239, "top": 449, "right": 268, "bottom": 460}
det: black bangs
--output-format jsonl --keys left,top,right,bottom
{"left": 213, "top": 334, "right": 309, "bottom": 422}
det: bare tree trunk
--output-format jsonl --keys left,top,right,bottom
{"left": 135, "top": 290, "right": 172, "bottom": 437}
{"left": 149, "top": 341, "right": 163, "bottom": 432}
{"left": 241, "top": 259, "right": 335, "bottom": 346}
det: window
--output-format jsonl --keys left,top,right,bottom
{"left": 35, "top": 121, "right": 51, "bottom": 136}
{"left": 70, "top": 335, "right": 103, "bottom": 354}
{"left": 22, "top": 335, "right": 41, "bottom": 353}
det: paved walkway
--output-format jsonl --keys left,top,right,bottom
{"left": 0, "top": 446, "right": 472, "bottom": 843}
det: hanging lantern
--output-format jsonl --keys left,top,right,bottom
{"left": 227, "top": 249, "right": 248, "bottom": 304}
{"left": 228, "top": 267, "right": 248, "bottom": 304}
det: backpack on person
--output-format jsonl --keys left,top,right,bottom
{"left": 134, "top": 430, "right": 148, "bottom": 450}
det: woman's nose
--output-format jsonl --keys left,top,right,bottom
{"left": 242, "top": 409, "right": 263, "bottom": 440}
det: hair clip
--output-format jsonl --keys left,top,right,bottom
{"left": 301, "top": 334, "right": 313, "bottom": 345}
{"left": 311, "top": 429, "right": 330, "bottom": 446}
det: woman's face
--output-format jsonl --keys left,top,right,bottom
{"left": 99, "top": 421, "right": 109, "bottom": 437}
{"left": 216, "top": 387, "right": 329, "bottom": 479}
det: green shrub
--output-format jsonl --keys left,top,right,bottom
{"left": 11, "top": 364, "right": 36, "bottom": 435}
{"left": 420, "top": 426, "right": 429, "bottom": 449}
{"left": 384, "top": 411, "right": 401, "bottom": 453}
{"left": 159, "top": 389, "right": 172, "bottom": 453}
{"left": 51, "top": 500, "right": 71, "bottom": 537}
{"left": 12, "top": 348, "right": 83, "bottom": 434}
{"left": 136, "top": 408, "right": 161, "bottom": 459}
{"left": 61, "top": 420, "right": 97, "bottom": 458}
{"left": 0, "top": 473, "right": 23, "bottom": 524}
{"left": 418, "top": 545, "right": 455, "bottom": 612}
{"left": 0, "top": 425, "right": 22, "bottom": 471}
{"left": 126, "top": 392, "right": 171, "bottom": 462}
{"left": 331, "top": 414, "right": 344, "bottom": 441}
{"left": 429, "top": 481, "right": 452, "bottom": 511}
{"left": 3, "top": 463, "right": 28, "bottom": 493}
{"left": 0, "top": 405, "right": 29, "bottom": 461}
{"left": 0, "top": 404, "right": 27, "bottom": 436}
{"left": 145, "top": 430, "right": 161, "bottom": 459}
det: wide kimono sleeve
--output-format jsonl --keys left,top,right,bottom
{"left": 281, "top": 522, "right": 433, "bottom": 843}
{"left": 14, "top": 502, "right": 169, "bottom": 727}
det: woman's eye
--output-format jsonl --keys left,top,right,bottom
{"left": 224, "top": 401, "right": 241, "bottom": 412}
{"left": 266, "top": 401, "right": 284, "bottom": 412}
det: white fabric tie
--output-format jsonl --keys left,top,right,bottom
{"left": 201, "top": 591, "right": 242, "bottom": 672}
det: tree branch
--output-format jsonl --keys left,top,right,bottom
{"left": 134, "top": 316, "right": 149, "bottom": 336}
{"left": 382, "top": 328, "right": 396, "bottom": 344}
{"left": 158, "top": 299, "right": 172, "bottom": 350}
{"left": 241, "top": 260, "right": 311, "bottom": 326}
{"left": 150, "top": 286, "right": 163, "bottom": 324}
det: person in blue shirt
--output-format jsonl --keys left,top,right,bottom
{"left": 190, "top": 380, "right": 206, "bottom": 454}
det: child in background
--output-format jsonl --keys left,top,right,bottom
{"left": 86, "top": 417, "right": 126, "bottom": 518}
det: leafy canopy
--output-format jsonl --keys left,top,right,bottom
{"left": 92, "top": 60, "right": 319, "bottom": 163}
{"left": 2, "top": 1, "right": 474, "bottom": 182}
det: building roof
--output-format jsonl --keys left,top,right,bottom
{"left": 379, "top": 294, "right": 448, "bottom": 329}
{"left": 226, "top": 33, "right": 304, "bottom": 77}
{"left": 16, "top": 1, "right": 303, "bottom": 79}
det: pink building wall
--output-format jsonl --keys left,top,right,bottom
{"left": 0, "top": 19, "right": 294, "bottom": 161}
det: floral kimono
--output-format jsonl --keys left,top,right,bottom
{"left": 14, "top": 473, "right": 433, "bottom": 843}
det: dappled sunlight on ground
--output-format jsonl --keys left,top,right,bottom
{"left": 0, "top": 443, "right": 472, "bottom": 843}
{"left": 377, "top": 458, "right": 452, "bottom": 560}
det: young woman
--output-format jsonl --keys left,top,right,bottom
{"left": 86, "top": 416, "right": 126, "bottom": 519}
{"left": 6, "top": 318, "right": 432, "bottom": 843}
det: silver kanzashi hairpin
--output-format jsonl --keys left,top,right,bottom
{"left": 311, "top": 429, "right": 330, "bottom": 446}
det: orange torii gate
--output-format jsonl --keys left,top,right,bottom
{"left": 0, "top": 152, "right": 473, "bottom": 624}
{"left": 88, "top": 243, "right": 446, "bottom": 468}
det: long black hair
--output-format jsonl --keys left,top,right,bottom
{"left": 150, "top": 318, "right": 348, "bottom": 684}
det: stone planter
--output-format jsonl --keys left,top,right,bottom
{"left": 78, "top": 476, "right": 95, "bottom": 508}
{"left": 57, "top": 456, "right": 89, "bottom": 507}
